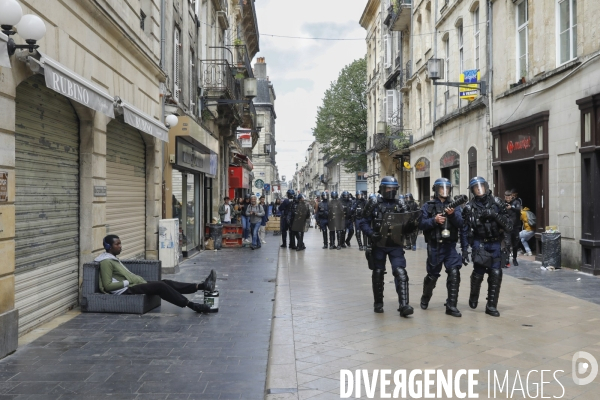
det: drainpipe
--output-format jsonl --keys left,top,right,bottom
{"left": 432, "top": 0, "right": 438, "bottom": 138}
{"left": 487, "top": 0, "right": 494, "bottom": 183}
{"left": 160, "top": 0, "right": 167, "bottom": 218}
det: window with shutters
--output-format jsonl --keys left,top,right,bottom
{"left": 444, "top": 37, "right": 450, "bottom": 82}
{"left": 557, "top": 0, "right": 577, "bottom": 65}
{"left": 173, "top": 26, "right": 181, "bottom": 102}
{"left": 384, "top": 34, "right": 391, "bottom": 68}
{"left": 386, "top": 89, "right": 397, "bottom": 125}
{"left": 516, "top": 0, "right": 528, "bottom": 79}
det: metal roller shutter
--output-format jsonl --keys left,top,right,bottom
{"left": 14, "top": 75, "right": 80, "bottom": 335}
{"left": 106, "top": 121, "right": 146, "bottom": 259}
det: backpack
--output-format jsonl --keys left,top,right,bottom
{"left": 525, "top": 210, "right": 536, "bottom": 227}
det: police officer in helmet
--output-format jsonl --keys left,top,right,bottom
{"left": 317, "top": 191, "right": 331, "bottom": 249}
{"left": 340, "top": 191, "right": 354, "bottom": 248}
{"left": 353, "top": 191, "right": 367, "bottom": 251}
{"left": 404, "top": 193, "right": 419, "bottom": 251}
{"left": 360, "top": 176, "right": 418, "bottom": 316}
{"left": 418, "top": 178, "right": 464, "bottom": 317}
{"left": 462, "top": 177, "right": 513, "bottom": 317}
{"left": 279, "top": 189, "right": 297, "bottom": 249}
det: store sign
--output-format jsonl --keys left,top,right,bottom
{"left": 255, "top": 179, "right": 264, "bottom": 189}
{"left": 499, "top": 130, "right": 537, "bottom": 161}
{"left": 39, "top": 54, "right": 115, "bottom": 118}
{"left": 236, "top": 128, "right": 252, "bottom": 148}
{"left": 440, "top": 151, "right": 460, "bottom": 168}
{"left": 414, "top": 157, "right": 430, "bottom": 179}
{"left": 176, "top": 139, "right": 217, "bottom": 176}
{"left": 0, "top": 172, "right": 8, "bottom": 202}
{"left": 123, "top": 106, "right": 168, "bottom": 142}
{"left": 93, "top": 186, "right": 107, "bottom": 197}
{"left": 460, "top": 69, "right": 480, "bottom": 101}
{"left": 506, "top": 136, "right": 532, "bottom": 154}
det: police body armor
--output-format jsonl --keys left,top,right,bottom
{"left": 405, "top": 200, "right": 419, "bottom": 212}
{"left": 371, "top": 199, "right": 421, "bottom": 248}
{"left": 423, "top": 201, "right": 459, "bottom": 244}
{"left": 463, "top": 195, "right": 511, "bottom": 243}
{"left": 291, "top": 202, "right": 309, "bottom": 232}
{"left": 317, "top": 200, "right": 329, "bottom": 220}
{"left": 328, "top": 199, "right": 345, "bottom": 231}
{"left": 341, "top": 199, "right": 353, "bottom": 221}
{"left": 354, "top": 198, "right": 366, "bottom": 219}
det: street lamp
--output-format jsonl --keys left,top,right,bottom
{"left": 427, "top": 57, "right": 486, "bottom": 95}
{"left": 0, "top": 0, "right": 46, "bottom": 56}
{"left": 165, "top": 114, "right": 179, "bottom": 128}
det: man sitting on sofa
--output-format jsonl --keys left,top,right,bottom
{"left": 95, "top": 234, "right": 216, "bottom": 313}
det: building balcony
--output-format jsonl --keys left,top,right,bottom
{"left": 385, "top": 0, "right": 412, "bottom": 32}
{"left": 231, "top": 44, "right": 254, "bottom": 78}
{"left": 211, "top": 0, "right": 227, "bottom": 12}
{"left": 199, "top": 59, "right": 244, "bottom": 123}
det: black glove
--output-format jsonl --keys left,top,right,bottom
{"left": 462, "top": 250, "right": 470, "bottom": 266}
{"left": 371, "top": 232, "right": 382, "bottom": 242}
{"left": 480, "top": 209, "right": 496, "bottom": 220}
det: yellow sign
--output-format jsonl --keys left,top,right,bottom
{"left": 403, "top": 161, "right": 411, "bottom": 169}
{"left": 459, "top": 70, "right": 480, "bottom": 101}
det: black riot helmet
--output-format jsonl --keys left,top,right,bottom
{"left": 341, "top": 191, "right": 350, "bottom": 200}
{"left": 355, "top": 191, "right": 362, "bottom": 200}
{"left": 398, "top": 194, "right": 405, "bottom": 201}
{"left": 320, "top": 191, "right": 329, "bottom": 200}
{"left": 286, "top": 189, "right": 296, "bottom": 199}
{"left": 468, "top": 176, "right": 489, "bottom": 198}
{"left": 244, "top": 193, "right": 251, "bottom": 200}
{"left": 331, "top": 191, "right": 339, "bottom": 199}
{"left": 297, "top": 193, "right": 305, "bottom": 201}
{"left": 432, "top": 178, "right": 452, "bottom": 199}
{"left": 405, "top": 193, "right": 414, "bottom": 202}
{"left": 378, "top": 176, "right": 399, "bottom": 200}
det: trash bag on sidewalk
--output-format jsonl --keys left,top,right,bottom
{"left": 208, "top": 224, "right": 223, "bottom": 250}
{"left": 541, "top": 232, "right": 561, "bottom": 269}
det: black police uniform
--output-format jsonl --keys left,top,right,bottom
{"left": 360, "top": 197, "right": 413, "bottom": 317}
{"left": 418, "top": 197, "right": 464, "bottom": 317}
{"left": 353, "top": 196, "right": 367, "bottom": 251}
{"left": 279, "top": 197, "right": 296, "bottom": 249}
{"left": 317, "top": 197, "right": 331, "bottom": 249}
{"left": 404, "top": 199, "right": 420, "bottom": 250}
{"left": 341, "top": 194, "right": 354, "bottom": 248}
{"left": 506, "top": 197, "right": 523, "bottom": 264}
{"left": 462, "top": 192, "right": 513, "bottom": 317}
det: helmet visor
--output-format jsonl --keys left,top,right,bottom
{"left": 471, "top": 182, "right": 487, "bottom": 197}
{"left": 437, "top": 184, "right": 452, "bottom": 198}
{"left": 382, "top": 186, "right": 398, "bottom": 200}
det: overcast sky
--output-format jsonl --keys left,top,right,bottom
{"left": 252, "top": 0, "right": 367, "bottom": 183}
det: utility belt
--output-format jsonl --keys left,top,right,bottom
{"left": 481, "top": 237, "right": 500, "bottom": 243}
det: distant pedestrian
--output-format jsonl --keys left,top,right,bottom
{"left": 259, "top": 196, "right": 268, "bottom": 244}
{"left": 241, "top": 194, "right": 251, "bottom": 242}
{"left": 504, "top": 189, "right": 522, "bottom": 266}
{"left": 519, "top": 206, "right": 535, "bottom": 256}
{"left": 246, "top": 195, "right": 265, "bottom": 250}
{"left": 218, "top": 197, "right": 231, "bottom": 224}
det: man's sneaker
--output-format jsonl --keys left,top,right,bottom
{"left": 261, "top": 240, "right": 267, "bottom": 244}
{"left": 188, "top": 302, "right": 210, "bottom": 313}
{"left": 202, "top": 269, "right": 217, "bottom": 292}
{"left": 525, "top": 252, "right": 533, "bottom": 256}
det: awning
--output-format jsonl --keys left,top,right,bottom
{"left": 0, "top": 32, "right": 10, "bottom": 68}
{"left": 119, "top": 100, "right": 169, "bottom": 143}
{"left": 31, "top": 53, "right": 115, "bottom": 118}
{"left": 231, "top": 152, "right": 253, "bottom": 171}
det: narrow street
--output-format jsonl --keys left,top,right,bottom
{"left": 267, "top": 229, "right": 600, "bottom": 400}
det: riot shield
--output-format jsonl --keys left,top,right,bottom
{"left": 328, "top": 199, "right": 345, "bottom": 231}
{"left": 374, "top": 210, "right": 422, "bottom": 248}
{"left": 291, "top": 202, "right": 309, "bottom": 232}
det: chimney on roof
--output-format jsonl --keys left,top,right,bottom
{"left": 254, "top": 57, "right": 267, "bottom": 79}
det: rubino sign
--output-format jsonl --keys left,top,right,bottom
{"left": 500, "top": 131, "right": 537, "bottom": 161}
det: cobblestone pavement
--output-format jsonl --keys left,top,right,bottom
{"left": 266, "top": 229, "right": 600, "bottom": 400}
{"left": 0, "top": 238, "right": 279, "bottom": 400}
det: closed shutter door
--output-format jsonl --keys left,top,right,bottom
{"left": 106, "top": 121, "right": 146, "bottom": 259}
{"left": 14, "top": 75, "right": 80, "bottom": 335}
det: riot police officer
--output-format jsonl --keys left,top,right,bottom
{"left": 291, "top": 194, "right": 310, "bottom": 251}
{"left": 419, "top": 179, "right": 464, "bottom": 317}
{"left": 340, "top": 191, "right": 354, "bottom": 248}
{"left": 462, "top": 177, "right": 513, "bottom": 317}
{"left": 360, "top": 177, "right": 420, "bottom": 316}
{"left": 404, "top": 193, "right": 419, "bottom": 251}
{"left": 317, "top": 192, "right": 331, "bottom": 249}
{"left": 328, "top": 191, "right": 344, "bottom": 250}
{"left": 504, "top": 189, "right": 522, "bottom": 266}
{"left": 353, "top": 191, "right": 367, "bottom": 251}
{"left": 279, "top": 189, "right": 296, "bottom": 249}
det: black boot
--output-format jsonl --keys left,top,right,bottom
{"left": 281, "top": 231, "right": 287, "bottom": 248}
{"left": 445, "top": 268, "right": 462, "bottom": 317}
{"left": 512, "top": 258, "right": 519, "bottom": 266}
{"left": 336, "top": 232, "right": 342, "bottom": 250}
{"left": 296, "top": 233, "right": 305, "bottom": 251}
{"left": 372, "top": 269, "right": 385, "bottom": 313}
{"left": 469, "top": 271, "right": 484, "bottom": 309}
{"left": 485, "top": 268, "right": 503, "bottom": 317}
{"left": 420, "top": 274, "right": 438, "bottom": 310}
{"left": 346, "top": 230, "right": 353, "bottom": 247}
{"left": 322, "top": 230, "right": 328, "bottom": 249}
{"left": 340, "top": 231, "right": 347, "bottom": 248}
{"left": 200, "top": 269, "right": 217, "bottom": 293}
{"left": 329, "top": 231, "right": 336, "bottom": 249}
{"left": 289, "top": 231, "right": 297, "bottom": 249}
{"left": 394, "top": 269, "right": 413, "bottom": 317}
{"left": 356, "top": 230, "right": 364, "bottom": 251}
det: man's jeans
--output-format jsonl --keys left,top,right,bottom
{"left": 520, "top": 230, "right": 535, "bottom": 253}
{"left": 251, "top": 222, "right": 261, "bottom": 247}
{"left": 241, "top": 215, "right": 250, "bottom": 239}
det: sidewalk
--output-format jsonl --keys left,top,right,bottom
{"left": 0, "top": 238, "right": 279, "bottom": 399}
{"left": 266, "top": 230, "right": 600, "bottom": 400}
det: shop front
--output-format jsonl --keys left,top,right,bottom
{"left": 414, "top": 157, "right": 431, "bottom": 203}
{"left": 229, "top": 153, "right": 253, "bottom": 200}
{"left": 491, "top": 111, "right": 549, "bottom": 258}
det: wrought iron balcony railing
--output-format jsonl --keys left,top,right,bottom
{"left": 385, "top": 0, "right": 412, "bottom": 32}
{"left": 231, "top": 44, "right": 254, "bottom": 78}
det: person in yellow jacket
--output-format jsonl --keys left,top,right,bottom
{"left": 519, "top": 207, "right": 535, "bottom": 256}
